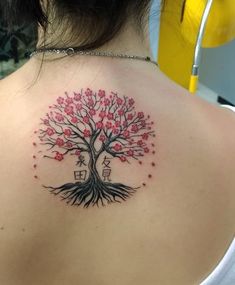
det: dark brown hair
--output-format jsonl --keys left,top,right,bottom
{"left": 0, "top": 0, "right": 156, "bottom": 50}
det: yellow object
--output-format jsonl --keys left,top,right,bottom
{"left": 158, "top": 0, "right": 235, "bottom": 91}
{"left": 158, "top": 0, "right": 195, "bottom": 89}
{"left": 189, "top": 75, "right": 199, "bottom": 94}
{"left": 181, "top": 0, "right": 235, "bottom": 48}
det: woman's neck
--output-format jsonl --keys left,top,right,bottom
{"left": 14, "top": 20, "right": 158, "bottom": 93}
{"left": 36, "top": 20, "right": 153, "bottom": 61}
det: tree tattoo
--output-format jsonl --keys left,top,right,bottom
{"left": 35, "top": 88, "right": 156, "bottom": 208}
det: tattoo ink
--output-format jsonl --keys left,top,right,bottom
{"left": 76, "top": 155, "right": 87, "bottom": 167}
{"left": 35, "top": 88, "right": 156, "bottom": 208}
{"left": 101, "top": 156, "right": 113, "bottom": 182}
{"left": 74, "top": 170, "right": 87, "bottom": 182}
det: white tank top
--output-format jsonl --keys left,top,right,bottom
{"left": 200, "top": 104, "right": 235, "bottom": 284}
{"left": 200, "top": 237, "right": 235, "bottom": 284}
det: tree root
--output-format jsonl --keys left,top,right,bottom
{"left": 43, "top": 178, "right": 137, "bottom": 208}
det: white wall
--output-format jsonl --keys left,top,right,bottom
{"left": 200, "top": 40, "right": 235, "bottom": 104}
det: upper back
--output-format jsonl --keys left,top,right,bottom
{"left": 0, "top": 59, "right": 235, "bottom": 285}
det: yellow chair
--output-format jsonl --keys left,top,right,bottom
{"left": 158, "top": 0, "right": 235, "bottom": 94}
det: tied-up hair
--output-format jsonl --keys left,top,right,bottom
{"left": 0, "top": 0, "right": 155, "bottom": 50}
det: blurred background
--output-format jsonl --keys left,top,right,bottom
{"left": 0, "top": 0, "right": 235, "bottom": 105}
{"left": 0, "top": 16, "right": 36, "bottom": 78}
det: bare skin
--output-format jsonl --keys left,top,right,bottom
{"left": 0, "top": 19, "right": 235, "bottom": 285}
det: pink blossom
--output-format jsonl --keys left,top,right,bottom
{"left": 129, "top": 98, "right": 135, "bottom": 106}
{"left": 104, "top": 99, "right": 110, "bottom": 106}
{"left": 98, "top": 90, "right": 105, "bottom": 98}
{"left": 43, "top": 119, "right": 50, "bottom": 126}
{"left": 66, "top": 142, "right": 73, "bottom": 148}
{"left": 116, "top": 98, "right": 123, "bottom": 105}
{"left": 56, "top": 138, "right": 65, "bottom": 147}
{"left": 57, "top": 97, "right": 64, "bottom": 105}
{"left": 115, "top": 121, "right": 121, "bottom": 127}
{"left": 106, "top": 122, "right": 112, "bottom": 129}
{"left": 107, "top": 112, "right": 114, "bottom": 120}
{"left": 85, "top": 88, "right": 92, "bottom": 97}
{"left": 127, "top": 114, "right": 133, "bottom": 120}
{"left": 112, "top": 128, "right": 119, "bottom": 134}
{"left": 137, "top": 140, "right": 143, "bottom": 146}
{"left": 99, "top": 134, "right": 106, "bottom": 142}
{"left": 76, "top": 104, "right": 83, "bottom": 111}
{"left": 83, "top": 116, "right": 90, "bottom": 124}
{"left": 89, "top": 109, "right": 96, "bottom": 116}
{"left": 55, "top": 152, "right": 64, "bottom": 161}
{"left": 96, "top": 121, "right": 103, "bottom": 129}
{"left": 120, "top": 156, "right": 127, "bottom": 162}
{"left": 113, "top": 143, "right": 122, "bottom": 152}
{"left": 88, "top": 99, "right": 94, "bottom": 107}
{"left": 118, "top": 109, "right": 124, "bottom": 116}
{"left": 144, "top": 147, "right": 150, "bottom": 153}
{"left": 123, "top": 121, "right": 128, "bottom": 127}
{"left": 127, "top": 150, "right": 134, "bottom": 156}
{"left": 99, "top": 111, "right": 106, "bottom": 119}
{"left": 123, "top": 130, "right": 130, "bottom": 138}
{"left": 46, "top": 128, "right": 55, "bottom": 136}
{"left": 71, "top": 117, "right": 78, "bottom": 124}
{"left": 64, "top": 129, "right": 72, "bottom": 137}
{"left": 142, "top": 133, "right": 149, "bottom": 140}
{"left": 141, "top": 121, "right": 146, "bottom": 127}
{"left": 75, "top": 150, "right": 81, "bottom": 156}
{"left": 137, "top": 112, "right": 144, "bottom": 119}
{"left": 131, "top": 124, "right": 139, "bottom": 133}
{"left": 83, "top": 129, "right": 91, "bottom": 137}
{"left": 55, "top": 114, "right": 64, "bottom": 122}
{"left": 64, "top": 105, "right": 74, "bottom": 115}
{"left": 65, "top": 97, "right": 73, "bottom": 104}
{"left": 74, "top": 93, "right": 81, "bottom": 101}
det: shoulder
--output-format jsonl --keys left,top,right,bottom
{"left": 170, "top": 86, "right": 235, "bottom": 213}
{"left": 195, "top": 99, "right": 235, "bottom": 228}
{"left": 189, "top": 94, "right": 235, "bottom": 174}
{"left": 184, "top": 95, "right": 235, "bottom": 233}
{"left": 0, "top": 60, "right": 31, "bottom": 101}
{"left": 0, "top": 74, "right": 15, "bottom": 101}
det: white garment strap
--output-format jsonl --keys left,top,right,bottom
{"left": 200, "top": 238, "right": 235, "bottom": 285}
{"left": 220, "top": 104, "right": 235, "bottom": 113}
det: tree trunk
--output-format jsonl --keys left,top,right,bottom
{"left": 87, "top": 150, "right": 101, "bottom": 183}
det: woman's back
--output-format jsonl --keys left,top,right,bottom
{"left": 0, "top": 56, "right": 235, "bottom": 285}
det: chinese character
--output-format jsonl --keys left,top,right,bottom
{"left": 102, "top": 168, "right": 112, "bottom": 182}
{"left": 102, "top": 156, "right": 112, "bottom": 168}
{"left": 76, "top": 155, "right": 86, "bottom": 167}
{"left": 74, "top": 170, "right": 87, "bottom": 181}
{"left": 102, "top": 156, "right": 112, "bottom": 181}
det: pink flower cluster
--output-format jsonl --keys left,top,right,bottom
{"left": 40, "top": 88, "right": 154, "bottom": 163}
{"left": 55, "top": 152, "right": 64, "bottom": 161}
